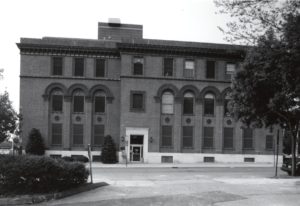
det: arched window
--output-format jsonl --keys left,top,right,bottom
{"left": 183, "top": 92, "right": 194, "bottom": 115}
{"left": 204, "top": 93, "right": 215, "bottom": 115}
{"left": 73, "top": 90, "right": 85, "bottom": 113}
{"left": 94, "top": 91, "right": 106, "bottom": 113}
{"left": 51, "top": 89, "right": 63, "bottom": 112}
{"left": 224, "top": 93, "right": 231, "bottom": 116}
{"left": 162, "top": 91, "right": 174, "bottom": 114}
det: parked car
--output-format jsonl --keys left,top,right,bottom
{"left": 281, "top": 155, "right": 300, "bottom": 176}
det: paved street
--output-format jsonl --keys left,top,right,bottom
{"left": 42, "top": 166, "right": 300, "bottom": 206}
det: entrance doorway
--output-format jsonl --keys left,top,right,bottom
{"left": 130, "top": 135, "right": 143, "bottom": 162}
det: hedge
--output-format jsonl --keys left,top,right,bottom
{"left": 61, "top": 155, "right": 89, "bottom": 163}
{"left": 0, "top": 155, "right": 89, "bottom": 194}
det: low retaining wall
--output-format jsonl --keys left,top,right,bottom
{"left": 45, "top": 150, "right": 282, "bottom": 164}
{"left": 144, "top": 153, "right": 282, "bottom": 164}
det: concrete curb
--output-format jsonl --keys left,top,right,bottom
{"left": 0, "top": 182, "right": 108, "bottom": 205}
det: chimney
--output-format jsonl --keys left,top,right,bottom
{"left": 98, "top": 18, "right": 143, "bottom": 41}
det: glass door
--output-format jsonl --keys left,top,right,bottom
{"left": 130, "top": 145, "right": 143, "bottom": 162}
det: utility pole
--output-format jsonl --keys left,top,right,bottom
{"left": 275, "top": 129, "right": 279, "bottom": 177}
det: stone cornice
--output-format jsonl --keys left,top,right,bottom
{"left": 20, "top": 75, "right": 120, "bottom": 81}
{"left": 17, "top": 43, "right": 120, "bottom": 58}
{"left": 117, "top": 43, "right": 245, "bottom": 60}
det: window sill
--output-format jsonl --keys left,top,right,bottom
{"left": 72, "top": 76, "right": 85, "bottom": 78}
{"left": 223, "top": 148, "right": 234, "bottom": 150}
{"left": 204, "top": 114, "right": 215, "bottom": 117}
{"left": 92, "top": 145, "right": 103, "bottom": 148}
{"left": 94, "top": 112, "right": 106, "bottom": 115}
{"left": 130, "top": 109, "right": 145, "bottom": 113}
{"left": 182, "top": 114, "right": 194, "bottom": 116}
{"left": 72, "top": 112, "right": 85, "bottom": 114}
{"left": 94, "top": 77, "right": 107, "bottom": 79}
{"left": 72, "top": 144, "right": 84, "bottom": 147}
{"left": 202, "top": 147, "right": 214, "bottom": 149}
{"left": 51, "top": 144, "right": 62, "bottom": 148}
{"left": 163, "top": 75, "right": 174, "bottom": 78}
{"left": 182, "top": 147, "right": 194, "bottom": 149}
{"left": 161, "top": 113, "right": 174, "bottom": 115}
{"left": 183, "top": 76, "right": 195, "bottom": 79}
{"left": 52, "top": 111, "right": 63, "bottom": 114}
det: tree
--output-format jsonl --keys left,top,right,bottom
{"left": 215, "top": 0, "right": 300, "bottom": 176}
{"left": 230, "top": 14, "right": 300, "bottom": 176}
{"left": 214, "top": 0, "right": 300, "bottom": 44}
{"left": 0, "top": 91, "right": 18, "bottom": 143}
{"left": 101, "top": 135, "right": 117, "bottom": 163}
{"left": 25, "top": 128, "right": 46, "bottom": 155}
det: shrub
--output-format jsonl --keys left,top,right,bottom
{"left": 72, "top": 155, "right": 89, "bottom": 163}
{"left": 25, "top": 128, "right": 46, "bottom": 155}
{"left": 62, "top": 156, "right": 74, "bottom": 162}
{"left": 101, "top": 135, "right": 118, "bottom": 164}
{"left": 61, "top": 155, "right": 89, "bottom": 163}
{"left": 0, "top": 154, "right": 89, "bottom": 194}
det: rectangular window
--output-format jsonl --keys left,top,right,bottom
{"left": 224, "top": 99, "right": 230, "bottom": 116}
{"left": 93, "top": 125, "right": 104, "bottom": 146}
{"left": 52, "top": 57, "right": 63, "bottom": 76}
{"left": 52, "top": 95, "right": 63, "bottom": 112}
{"left": 162, "top": 93, "right": 174, "bottom": 114}
{"left": 243, "top": 128, "right": 254, "bottom": 149}
{"left": 133, "top": 57, "right": 144, "bottom": 75}
{"left": 94, "top": 96, "right": 105, "bottom": 113}
{"left": 206, "top": 60, "right": 215, "bottom": 79}
{"left": 161, "top": 126, "right": 172, "bottom": 147}
{"left": 225, "top": 63, "right": 236, "bottom": 80}
{"left": 73, "top": 124, "right": 83, "bottom": 146}
{"left": 183, "top": 97, "right": 194, "bottom": 115}
{"left": 73, "top": 96, "right": 84, "bottom": 113}
{"left": 266, "top": 135, "right": 274, "bottom": 150}
{"left": 95, "top": 59, "right": 105, "bottom": 77}
{"left": 51, "top": 123, "right": 62, "bottom": 145}
{"left": 163, "top": 58, "right": 173, "bottom": 76}
{"left": 74, "top": 58, "right": 84, "bottom": 76}
{"left": 182, "top": 126, "right": 193, "bottom": 148}
{"left": 223, "top": 127, "right": 234, "bottom": 149}
{"left": 203, "top": 127, "right": 214, "bottom": 148}
{"left": 204, "top": 99, "right": 214, "bottom": 116}
{"left": 131, "top": 92, "right": 145, "bottom": 111}
{"left": 184, "top": 60, "right": 195, "bottom": 78}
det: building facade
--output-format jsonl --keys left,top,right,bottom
{"left": 18, "top": 21, "right": 281, "bottom": 163}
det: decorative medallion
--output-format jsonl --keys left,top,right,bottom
{"left": 186, "top": 118, "right": 191, "bottom": 124}
{"left": 226, "top": 119, "right": 232, "bottom": 125}
{"left": 75, "top": 116, "right": 81, "bottom": 122}
{"left": 165, "top": 117, "right": 170, "bottom": 123}
{"left": 206, "top": 119, "right": 212, "bottom": 124}
{"left": 54, "top": 115, "right": 60, "bottom": 121}
{"left": 97, "top": 116, "right": 102, "bottom": 122}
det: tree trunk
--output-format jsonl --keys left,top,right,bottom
{"left": 291, "top": 132, "right": 296, "bottom": 176}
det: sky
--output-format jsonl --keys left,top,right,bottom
{"left": 0, "top": 0, "right": 230, "bottom": 111}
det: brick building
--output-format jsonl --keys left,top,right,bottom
{"left": 17, "top": 21, "right": 281, "bottom": 163}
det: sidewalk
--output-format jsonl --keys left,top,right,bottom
{"left": 89, "top": 162, "right": 277, "bottom": 168}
